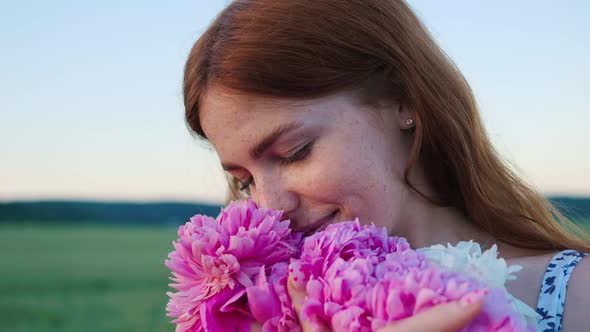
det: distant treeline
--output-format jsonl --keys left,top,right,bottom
{"left": 0, "top": 201, "right": 222, "bottom": 226}
{"left": 0, "top": 197, "right": 588, "bottom": 226}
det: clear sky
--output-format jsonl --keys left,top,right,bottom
{"left": 1, "top": 1, "right": 589, "bottom": 203}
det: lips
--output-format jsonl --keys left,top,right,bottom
{"left": 301, "top": 209, "right": 339, "bottom": 236}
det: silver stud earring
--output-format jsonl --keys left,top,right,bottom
{"left": 406, "top": 118, "right": 414, "bottom": 126}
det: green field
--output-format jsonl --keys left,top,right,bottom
{"left": 0, "top": 225, "right": 178, "bottom": 332}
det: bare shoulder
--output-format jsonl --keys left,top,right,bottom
{"left": 504, "top": 250, "right": 556, "bottom": 309}
{"left": 562, "top": 254, "right": 590, "bottom": 331}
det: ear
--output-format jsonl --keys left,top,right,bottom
{"left": 397, "top": 102, "right": 416, "bottom": 130}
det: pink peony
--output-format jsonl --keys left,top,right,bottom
{"left": 165, "top": 200, "right": 302, "bottom": 332}
{"left": 289, "top": 219, "right": 410, "bottom": 290}
{"left": 289, "top": 220, "right": 535, "bottom": 332}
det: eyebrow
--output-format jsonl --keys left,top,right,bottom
{"left": 221, "top": 121, "right": 304, "bottom": 171}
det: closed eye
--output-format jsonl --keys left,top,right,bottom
{"left": 236, "top": 139, "right": 315, "bottom": 192}
{"left": 279, "top": 140, "right": 314, "bottom": 166}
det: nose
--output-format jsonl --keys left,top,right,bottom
{"left": 250, "top": 173, "right": 299, "bottom": 216}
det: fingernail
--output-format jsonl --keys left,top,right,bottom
{"left": 459, "top": 289, "right": 487, "bottom": 307}
{"left": 288, "top": 262, "right": 307, "bottom": 289}
{"left": 459, "top": 297, "right": 474, "bottom": 307}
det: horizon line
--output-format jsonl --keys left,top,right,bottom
{"left": 2, "top": 194, "right": 590, "bottom": 205}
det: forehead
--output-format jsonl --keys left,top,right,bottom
{"left": 200, "top": 87, "right": 299, "bottom": 139}
{"left": 199, "top": 87, "right": 360, "bottom": 148}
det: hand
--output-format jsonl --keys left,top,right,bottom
{"left": 374, "top": 300, "right": 483, "bottom": 332}
{"left": 287, "top": 277, "right": 484, "bottom": 332}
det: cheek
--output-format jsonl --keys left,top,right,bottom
{"left": 292, "top": 137, "right": 387, "bottom": 214}
{"left": 293, "top": 132, "right": 405, "bottom": 227}
{"left": 284, "top": 140, "right": 355, "bottom": 206}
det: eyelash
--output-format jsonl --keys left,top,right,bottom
{"left": 279, "top": 141, "right": 314, "bottom": 166}
{"left": 238, "top": 141, "right": 315, "bottom": 192}
{"left": 239, "top": 177, "right": 253, "bottom": 191}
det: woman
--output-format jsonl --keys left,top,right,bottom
{"left": 183, "top": 0, "right": 590, "bottom": 330}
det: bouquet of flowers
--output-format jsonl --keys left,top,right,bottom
{"left": 165, "top": 200, "right": 539, "bottom": 332}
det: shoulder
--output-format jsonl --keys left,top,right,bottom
{"left": 561, "top": 253, "right": 590, "bottom": 331}
{"left": 504, "top": 250, "right": 556, "bottom": 309}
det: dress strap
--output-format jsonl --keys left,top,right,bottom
{"left": 536, "top": 250, "right": 587, "bottom": 332}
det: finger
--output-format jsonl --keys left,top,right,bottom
{"left": 287, "top": 277, "right": 330, "bottom": 332}
{"left": 376, "top": 299, "right": 484, "bottom": 332}
{"left": 287, "top": 275, "right": 306, "bottom": 315}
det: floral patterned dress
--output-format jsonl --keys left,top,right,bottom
{"left": 536, "top": 250, "right": 587, "bottom": 332}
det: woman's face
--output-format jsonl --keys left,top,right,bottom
{"left": 200, "top": 86, "right": 417, "bottom": 235}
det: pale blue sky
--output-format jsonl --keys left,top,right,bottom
{"left": 1, "top": 1, "right": 589, "bottom": 203}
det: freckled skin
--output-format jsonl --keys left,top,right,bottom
{"left": 199, "top": 86, "right": 415, "bottom": 232}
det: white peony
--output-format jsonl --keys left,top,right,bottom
{"left": 418, "top": 241, "right": 540, "bottom": 327}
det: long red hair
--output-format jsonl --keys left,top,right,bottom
{"left": 183, "top": 0, "right": 589, "bottom": 251}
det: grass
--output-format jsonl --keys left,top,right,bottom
{"left": 0, "top": 224, "right": 178, "bottom": 332}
